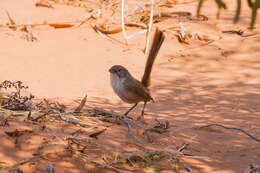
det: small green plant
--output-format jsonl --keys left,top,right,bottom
{"left": 248, "top": 0, "right": 260, "bottom": 28}
{"left": 197, "top": 0, "right": 259, "bottom": 29}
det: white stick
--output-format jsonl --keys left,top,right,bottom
{"left": 144, "top": 0, "right": 154, "bottom": 54}
{"left": 121, "top": 0, "right": 128, "bottom": 45}
{"left": 26, "top": 18, "right": 33, "bottom": 42}
{"left": 127, "top": 30, "right": 147, "bottom": 40}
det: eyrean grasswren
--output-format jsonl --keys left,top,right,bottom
{"left": 109, "top": 28, "right": 165, "bottom": 120}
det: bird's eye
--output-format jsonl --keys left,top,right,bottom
{"left": 118, "top": 69, "right": 121, "bottom": 72}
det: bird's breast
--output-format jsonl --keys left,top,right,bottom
{"left": 110, "top": 73, "right": 124, "bottom": 93}
{"left": 110, "top": 74, "right": 140, "bottom": 103}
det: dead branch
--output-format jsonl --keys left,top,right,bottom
{"left": 170, "top": 142, "right": 189, "bottom": 159}
{"left": 74, "top": 94, "right": 87, "bottom": 113}
{"left": 41, "top": 99, "right": 66, "bottom": 113}
{"left": 182, "top": 153, "right": 205, "bottom": 159}
{"left": 31, "top": 111, "right": 50, "bottom": 122}
{"left": 58, "top": 113, "right": 89, "bottom": 127}
{"left": 196, "top": 123, "right": 260, "bottom": 142}
{"left": 222, "top": 30, "right": 244, "bottom": 35}
{"left": 65, "top": 136, "right": 97, "bottom": 145}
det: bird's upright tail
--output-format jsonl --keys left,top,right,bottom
{"left": 141, "top": 28, "right": 165, "bottom": 88}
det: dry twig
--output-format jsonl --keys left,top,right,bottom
{"left": 58, "top": 113, "right": 89, "bottom": 127}
{"left": 74, "top": 94, "right": 87, "bottom": 113}
{"left": 196, "top": 123, "right": 260, "bottom": 142}
{"left": 5, "top": 10, "right": 17, "bottom": 30}
{"left": 91, "top": 24, "right": 125, "bottom": 45}
{"left": 170, "top": 142, "right": 189, "bottom": 159}
{"left": 121, "top": 0, "right": 128, "bottom": 45}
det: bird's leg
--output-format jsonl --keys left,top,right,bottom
{"left": 118, "top": 116, "right": 133, "bottom": 136}
{"left": 141, "top": 102, "right": 147, "bottom": 117}
{"left": 123, "top": 103, "right": 138, "bottom": 119}
{"left": 137, "top": 102, "right": 147, "bottom": 121}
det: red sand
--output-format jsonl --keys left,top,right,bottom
{"left": 0, "top": 0, "right": 259, "bottom": 172}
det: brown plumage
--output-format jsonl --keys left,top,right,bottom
{"left": 109, "top": 28, "right": 165, "bottom": 118}
{"left": 141, "top": 28, "right": 165, "bottom": 88}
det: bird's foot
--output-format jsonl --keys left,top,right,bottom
{"left": 117, "top": 116, "right": 133, "bottom": 136}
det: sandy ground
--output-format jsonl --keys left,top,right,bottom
{"left": 0, "top": 0, "right": 260, "bottom": 172}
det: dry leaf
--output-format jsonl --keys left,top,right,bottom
{"left": 49, "top": 23, "right": 74, "bottom": 29}
{"left": 95, "top": 25, "right": 122, "bottom": 34}
{"left": 36, "top": 0, "right": 53, "bottom": 8}
{"left": 195, "top": 34, "right": 212, "bottom": 42}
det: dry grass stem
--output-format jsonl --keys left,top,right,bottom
{"left": 144, "top": 0, "right": 154, "bottom": 54}
{"left": 121, "top": 0, "right": 128, "bottom": 45}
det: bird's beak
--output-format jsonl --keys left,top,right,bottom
{"left": 109, "top": 68, "right": 112, "bottom": 73}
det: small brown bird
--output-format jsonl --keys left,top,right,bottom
{"left": 109, "top": 28, "right": 165, "bottom": 119}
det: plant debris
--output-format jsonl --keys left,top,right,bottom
{"left": 5, "top": 10, "right": 17, "bottom": 31}
{"left": 195, "top": 123, "right": 260, "bottom": 142}
{"left": 35, "top": 0, "right": 53, "bottom": 8}
{"left": 222, "top": 30, "right": 244, "bottom": 35}
{"left": 89, "top": 128, "right": 107, "bottom": 139}
{"left": 0, "top": 0, "right": 259, "bottom": 172}
{"left": 74, "top": 94, "right": 87, "bottom": 113}
{"left": 0, "top": 80, "right": 33, "bottom": 111}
